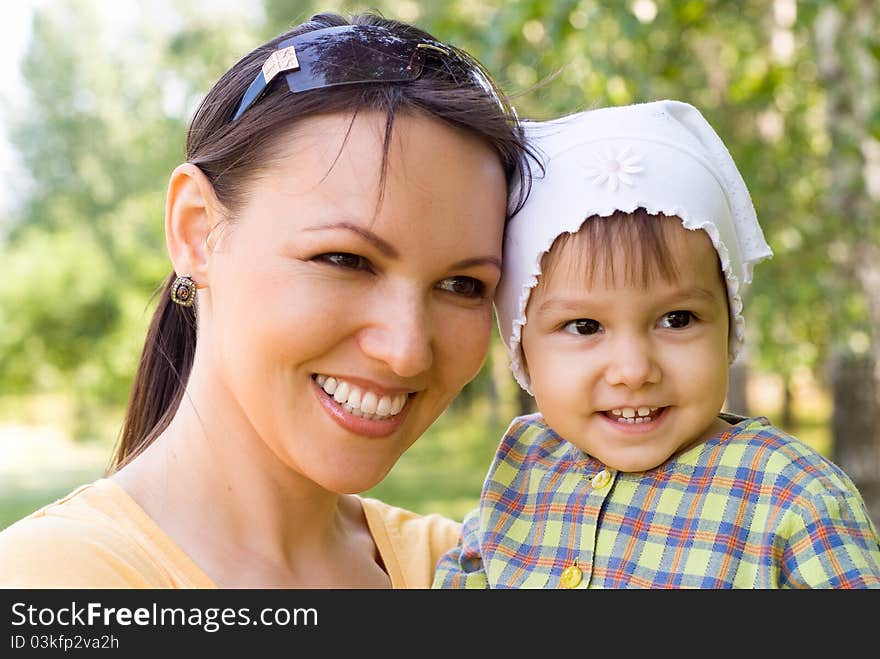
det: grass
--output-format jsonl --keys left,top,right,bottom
{"left": 0, "top": 414, "right": 113, "bottom": 530}
{"left": 0, "top": 472, "right": 107, "bottom": 530}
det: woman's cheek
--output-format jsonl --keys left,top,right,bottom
{"left": 442, "top": 305, "right": 494, "bottom": 383}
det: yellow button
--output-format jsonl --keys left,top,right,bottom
{"left": 591, "top": 469, "right": 612, "bottom": 490}
{"left": 560, "top": 563, "right": 583, "bottom": 589}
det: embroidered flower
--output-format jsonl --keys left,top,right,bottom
{"left": 584, "top": 146, "right": 644, "bottom": 191}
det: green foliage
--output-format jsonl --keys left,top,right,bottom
{"left": 0, "top": 1, "right": 261, "bottom": 435}
{"left": 1, "top": 0, "right": 878, "bottom": 453}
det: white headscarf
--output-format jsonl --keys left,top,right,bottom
{"left": 496, "top": 100, "right": 773, "bottom": 395}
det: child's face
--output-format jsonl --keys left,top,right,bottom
{"left": 520, "top": 221, "right": 731, "bottom": 472}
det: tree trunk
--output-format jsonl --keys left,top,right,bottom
{"left": 780, "top": 377, "right": 794, "bottom": 430}
{"left": 516, "top": 386, "right": 536, "bottom": 418}
{"left": 830, "top": 352, "right": 880, "bottom": 528}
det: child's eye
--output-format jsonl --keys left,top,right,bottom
{"left": 436, "top": 276, "right": 486, "bottom": 299}
{"left": 315, "top": 253, "right": 371, "bottom": 271}
{"left": 659, "top": 310, "right": 694, "bottom": 329}
{"left": 562, "top": 319, "right": 602, "bottom": 336}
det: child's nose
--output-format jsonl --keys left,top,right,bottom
{"left": 603, "top": 334, "right": 661, "bottom": 389}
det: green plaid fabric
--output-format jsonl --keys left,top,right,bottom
{"left": 433, "top": 414, "right": 880, "bottom": 588}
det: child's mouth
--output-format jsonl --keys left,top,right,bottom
{"left": 603, "top": 406, "right": 666, "bottom": 424}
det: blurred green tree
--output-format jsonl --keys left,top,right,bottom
{"left": 0, "top": 0, "right": 260, "bottom": 438}
{"left": 1, "top": 0, "right": 877, "bottom": 468}
{"left": 810, "top": 0, "right": 880, "bottom": 522}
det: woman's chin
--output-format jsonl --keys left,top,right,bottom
{"left": 314, "top": 464, "right": 397, "bottom": 495}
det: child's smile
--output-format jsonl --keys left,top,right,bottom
{"left": 605, "top": 406, "right": 662, "bottom": 423}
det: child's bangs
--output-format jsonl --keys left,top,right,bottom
{"left": 542, "top": 209, "right": 683, "bottom": 289}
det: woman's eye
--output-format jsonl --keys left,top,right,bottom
{"left": 659, "top": 310, "right": 694, "bottom": 329}
{"left": 316, "top": 253, "right": 370, "bottom": 271}
{"left": 436, "top": 276, "right": 486, "bottom": 299}
{"left": 562, "top": 319, "right": 602, "bottom": 336}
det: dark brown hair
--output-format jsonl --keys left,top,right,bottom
{"left": 541, "top": 209, "right": 683, "bottom": 290}
{"left": 538, "top": 207, "right": 729, "bottom": 316}
{"left": 110, "top": 12, "right": 535, "bottom": 471}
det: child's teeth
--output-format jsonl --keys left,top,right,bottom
{"left": 611, "top": 406, "right": 661, "bottom": 424}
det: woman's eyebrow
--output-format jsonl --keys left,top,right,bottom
{"left": 302, "top": 222, "right": 501, "bottom": 270}
{"left": 303, "top": 222, "right": 398, "bottom": 258}
{"left": 450, "top": 256, "right": 502, "bottom": 271}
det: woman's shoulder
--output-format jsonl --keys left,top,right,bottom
{"left": 0, "top": 479, "right": 173, "bottom": 587}
{"left": 359, "top": 497, "right": 462, "bottom": 588}
{"left": 360, "top": 497, "right": 461, "bottom": 547}
{"left": 1, "top": 479, "right": 114, "bottom": 540}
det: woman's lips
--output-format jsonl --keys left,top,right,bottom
{"left": 313, "top": 376, "right": 411, "bottom": 438}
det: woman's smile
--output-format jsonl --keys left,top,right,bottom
{"left": 312, "top": 373, "right": 413, "bottom": 438}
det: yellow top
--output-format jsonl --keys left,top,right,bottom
{"left": 0, "top": 479, "right": 460, "bottom": 588}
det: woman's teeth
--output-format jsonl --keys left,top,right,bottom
{"left": 315, "top": 375, "right": 408, "bottom": 421}
{"left": 609, "top": 406, "right": 660, "bottom": 424}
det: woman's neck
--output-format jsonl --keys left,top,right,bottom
{"left": 110, "top": 370, "right": 387, "bottom": 587}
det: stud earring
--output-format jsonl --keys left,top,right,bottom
{"left": 170, "top": 274, "right": 197, "bottom": 307}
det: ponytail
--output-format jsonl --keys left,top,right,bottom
{"left": 109, "top": 273, "right": 196, "bottom": 472}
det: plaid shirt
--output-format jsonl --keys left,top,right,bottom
{"left": 434, "top": 414, "right": 880, "bottom": 588}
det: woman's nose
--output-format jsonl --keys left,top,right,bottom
{"left": 357, "top": 289, "right": 433, "bottom": 378}
{"left": 603, "top": 333, "right": 661, "bottom": 389}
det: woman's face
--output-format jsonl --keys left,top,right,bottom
{"left": 201, "top": 111, "right": 507, "bottom": 493}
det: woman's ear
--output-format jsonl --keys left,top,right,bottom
{"left": 165, "top": 163, "right": 222, "bottom": 285}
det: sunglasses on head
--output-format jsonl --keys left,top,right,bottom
{"left": 231, "top": 24, "right": 496, "bottom": 122}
